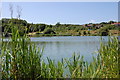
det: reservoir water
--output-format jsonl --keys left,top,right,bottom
{"left": 30, "top": 36, "right": 108, "bottom": 62}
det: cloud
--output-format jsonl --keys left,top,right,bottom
{"left": 88, "top": 20, "right": 97, "bottom": 23}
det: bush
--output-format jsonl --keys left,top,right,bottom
{"left": 98, "top": 27, "right": 109, "bottom": 36}
{"left": 83, "top": 31, "right": 86, "bottom": 35}
{"left": 37, "top": 24, "right": 46, "bottom": 31}
{"left": 44, "top": 28, "right": 56, "bottom": 34}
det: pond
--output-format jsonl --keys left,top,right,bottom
{"left": 30, "top": 36, "right": 108, "bottom": 62}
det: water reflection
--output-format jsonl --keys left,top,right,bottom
{"left": 32, "top": 36, "right": 108, "bottom": 62}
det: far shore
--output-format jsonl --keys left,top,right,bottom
{"left": 27, "top": 30, "right": 120, "bottom": 37}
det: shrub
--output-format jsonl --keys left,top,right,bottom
{"left": 44, "top": 28, "right": 56, "bottom": 34}
{"left": 98, "top": 27, "right": 109, "bottom": 36}
{"left": 83, "top": 31, "right": 86, "bottom": 35}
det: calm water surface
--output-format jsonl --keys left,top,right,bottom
{"left": 31, "top": 36, "right": 108, "bottom": 62}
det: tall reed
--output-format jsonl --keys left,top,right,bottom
{"left": 1, "top": 22, "right": 119, "bottom": 79}
{"left": 1, "top": 23, "right": 43, "bottom": 79}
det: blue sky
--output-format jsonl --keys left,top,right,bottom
{"left": 1, "top": 0, "right": 120, "bottom": 2}
{"left": 1, "top": 2, "right": 118, "bottom": 25}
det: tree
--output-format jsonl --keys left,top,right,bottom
{"left": 85, "top": 24, "right": 87, "bottom": 27}
{"left": 98, "top": 27, "right": 109, "bottom": 36}
{"left": 55, "top": 22, "right": 61, "bottom": 27}
{"left": 44, "top": 28, "right": 56, "bottom": 34}
{"left": 78, "top": 31, "right": 81, "bottom": 36}
{"left": 9, "top": 3, "right": 13, "bottom": 18}
{"left": 83, "top": 31, "right": 86, "bottom": 35}
{"left": 100, "top": 22, "right": 107, "bottom": 24}
{"left": 108, "top": 21, "right": 115, "bottom": 24}
{"left": 38, "top": 24, "right": 46, "bottom": 31}
{"left": 49, "top": 25, "right": 53, "bottom": 28}
{"left": 16, "top": 5, "right": 22, "bottom": 19}
{"left": 88, "top": 31, "right": 90, "bottom": 34}
{"left": 92, "top": 24, "right": 96, "bottom": 27}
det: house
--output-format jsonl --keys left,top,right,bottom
{"left": 84, "top": 24, "right": 103, "bottom": 29}
{"left": 95, "top": 24, "right": 103, "bottom": 29}
{"left": 84, "top": 24, "right": 93, "bottom": 27}
{"left": 111, "top": 23, "right": 120, "bottom": 26}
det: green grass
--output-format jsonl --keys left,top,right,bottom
{"left": 0, "top": 23, "right": 119, "bottom": 79}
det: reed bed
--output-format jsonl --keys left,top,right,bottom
{"left": 0, "top": 24, "right": 119, "bottom": 79}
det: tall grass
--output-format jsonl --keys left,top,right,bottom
{"left": 1, "top": 24, "right": 42, "bottom": 79}
{"left": 1, "top": 23, "right": 119, "bottom": 79}
{"left": 97, "top": 37, "right": 119, "bottom": 78}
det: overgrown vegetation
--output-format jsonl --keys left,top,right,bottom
{"left": 0, "top": 21, "right": 119, "bottom": 79}
{"left": 1, "top": 18, "right": 119, "bottom": 37}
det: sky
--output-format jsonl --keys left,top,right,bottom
{"left": 118, "top": 1, "right": 120, "bottom": 22}
{"left": 1, "top": 0, "right": 120, "bottom": 2}
{"left": 1, "top": 2, "right": 118, "bottom": 25}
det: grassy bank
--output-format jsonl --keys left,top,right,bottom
{"left": 0, "top": 25, "right": 119, "bottom": 79}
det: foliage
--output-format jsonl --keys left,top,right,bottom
{"left": 83, "top": 31, "right": 86, "bottom": 35}
{"left": 1, "top": 18, "right": 119, "bottom": 36}
{"left": 55, "top": 22, "right": 61, "bottom": 27}
{"left": 36, "top": 24, "right": 46, "bottom": 32}
{"left": 98, "top": 27, "right": 109, "bottom": 36}
{"left": 44, "top": 28, "right": 56, "bottom": 34}
{"left": 1, "top": 24, "right": 42, "bottom": 79}
{"left": 108, "top": 21, "right": 116, "bottom": 24}
{"left": 97, "top": 37, "right": 119, "bottom": 78}
{"left": 1, "top": 22, "right": 119, "bottom": 79}
{"left": 100, "top": 22, "right": 108, "bottom": 24}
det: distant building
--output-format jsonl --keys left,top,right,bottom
{"left": 111, "top": 23, "right": 120, "bottom": 26}
{"left": 84, "top": 24, "right": 103, "bottom": 29}
{"left": 95, "top": 24, "right": 103, "bottom": 29}
{"left": 84, "top": 24, "right": 92, "bottom": 27}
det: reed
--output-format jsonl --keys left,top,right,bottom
{"left": 1, "top": 24, "right": 43, "bottom": 79}
{"left": 1, "top": 23, "right": 119, "bottom": 79}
